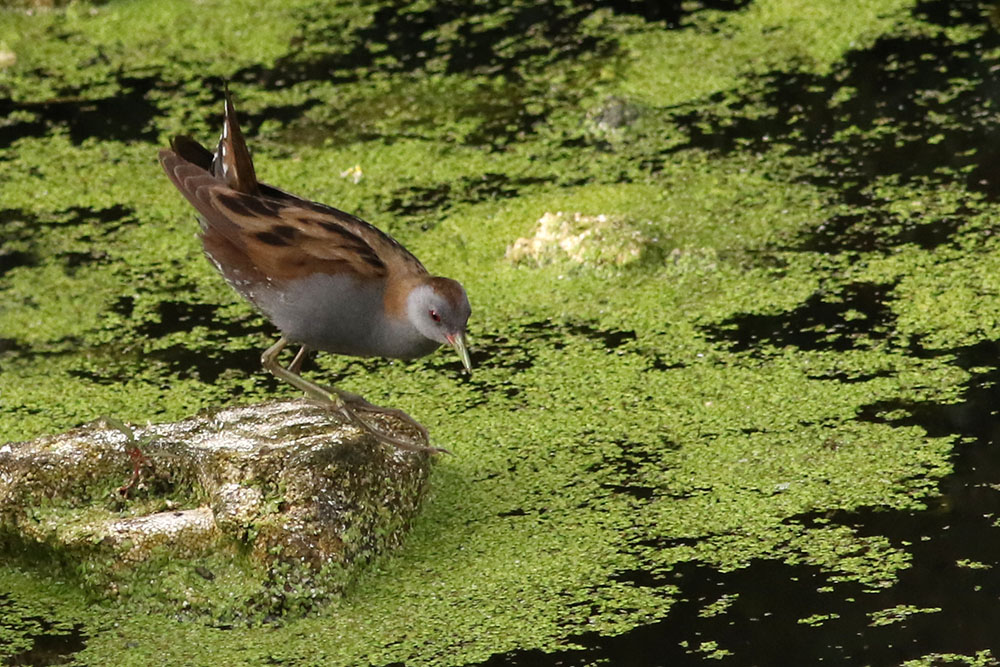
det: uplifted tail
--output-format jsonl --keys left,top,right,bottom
{"left": 211, "top": 83, "right": 259, "bottom": 196}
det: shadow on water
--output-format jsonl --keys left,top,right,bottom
{"left": 467, "top": 322, "right": 1000, "bottom": 667}
{"left": 234, "top": 0, "right": 754, "bottom": 152}
{"left": 0, "top": 77, "right": 160, "bottom": 148}
{"left": 380, "top": 174, "right": 551, "bottom": 230}
{"left": 666, "top": 0, "right": 1000, "bottom": 196}
{"left": 703, "top": 282, "right": 898, "bottom": 354}
{"left": 0, "top": 205, "right": 135, "bottom": 275}
{"left": 0, "top": 597, "right": 87, "bottom": 666}
{"left": 107, "top": 299, "right": 274, "bottom": 386}
{"left": 466, "top": 4, "right": 1000, "bottom": 662}
{"left": 238, "top": 0, "right": 751, "bottom": 88}
{"left": 796, "top": 204, "right": 967, "bottom": 256}
{"left": 652, "top": 0, "right": 1000, "bottom": 260}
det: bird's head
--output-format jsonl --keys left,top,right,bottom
{"left": 406, "top": 276, "right": 471, "bottom": 372}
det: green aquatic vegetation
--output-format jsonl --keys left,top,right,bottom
{"left": 869, "top": 604, "right": 942, "bottom": 627}
{"left": 0, "top": 0, "right": 318, "bottom": 100}
{"left": 903, "top": 651, "right": 999, "bottom": 667}
{"left": 615, "top": 0, "right": 919, "bottom": 107}
{"left": 1, "top": 0, "right": 996, "bottom": 663}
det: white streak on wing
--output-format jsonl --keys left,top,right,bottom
{"left": 217, "top": 136, "right": 229, "bottom": 177}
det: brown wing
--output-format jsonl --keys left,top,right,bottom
{"left": 160, "top": 147, "right": 404, "bottom": 282}
{"left": 171, "top": 135, "right": 214, "bottom": 170}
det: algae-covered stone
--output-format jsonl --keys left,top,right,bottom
{"left": 506, "top": 211, "right": 653, "bottom": 266}
{"left": 585, "top": 96, "right": 642, "bottom": 144}
{"left": 0, "top": 399, "right": 432, "bottom": 617}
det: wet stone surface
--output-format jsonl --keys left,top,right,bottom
{"left": 0, "top": 400, "right": 432, "bottom": 618}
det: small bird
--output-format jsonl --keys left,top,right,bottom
{"left": 158, "top": 88, "right": 471, "bottom": 452}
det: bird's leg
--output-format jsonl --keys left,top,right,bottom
{"left": 100, "top": 416, "right": 152, "bottom": 498}
{"left": 119, "top": 445, "right": 150, "bottom": 497}
{"left": 288, "top": 345, "right": 309, "bottom": 374}
{"left": 261, "top": 337, "right": 442, "bottom": 453}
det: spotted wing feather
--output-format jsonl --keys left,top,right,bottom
{"left": 159, "top": 148, "right": 392, "bottom": 282}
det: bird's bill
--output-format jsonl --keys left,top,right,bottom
{"left": 446, "top": 332, "right": 472, "bottom": 374}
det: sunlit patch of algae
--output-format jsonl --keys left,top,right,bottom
{"left": 0, "top": 0, "right": 995, "bottom": 664}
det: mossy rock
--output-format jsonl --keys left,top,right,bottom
{"left": 0, "top": 399, "right": 432, "bottom": 620}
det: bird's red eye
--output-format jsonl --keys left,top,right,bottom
{"left": 430, "top": 309, "right": 441, "bottom": 322}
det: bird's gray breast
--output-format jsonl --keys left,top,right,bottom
{"left": 252, "top": 274, "right": 439, "bottom": 360}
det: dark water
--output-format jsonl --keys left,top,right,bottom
{"left": 471, "top": 1, "right": 1000, "bottom": 662}
{"left": 5, "top": 0, "right": 1000, "bottom": 665}
{"left": 474, "top": 342, "right": 1000, "bottom": 666}
{"left": 0, "top": 597, "right": 86, "bottom": 666}
{"left": 0, "top": 77, "right": 159, "bottom": 149}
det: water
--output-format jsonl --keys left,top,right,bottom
{"left": 4, "top": 0, "right": 1000, "bottom": 664}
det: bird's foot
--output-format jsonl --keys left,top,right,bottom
{"left": 328, "top": 388, "right": 447, "bottom": 454}
{"left": 261, "top": 337, "right": 446, "bottom": 454}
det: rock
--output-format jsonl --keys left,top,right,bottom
{"left": 0, "top": 399, "right": 433, "bottom": 618}
{"left": 586, "top": 96, "right": 640, "bottom": 134}
{"left": 506, "top": 211, "right": 653, "bottom": 267}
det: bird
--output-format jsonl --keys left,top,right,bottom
{"left": 157, "top": 87, "right": 471, "bottom": 452}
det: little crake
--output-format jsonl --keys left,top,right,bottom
{"left": 158, "top": 89, "right": 471, "bottom": 451}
